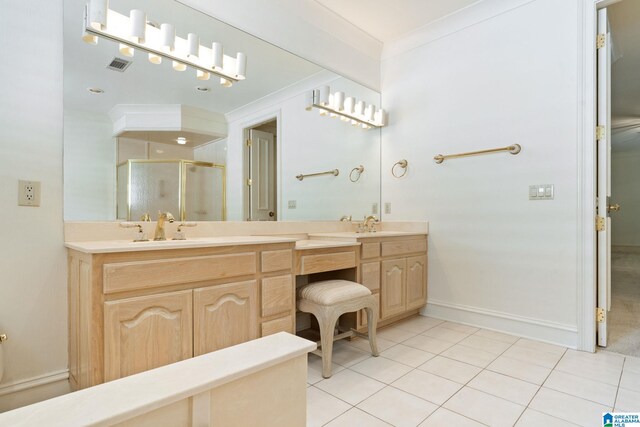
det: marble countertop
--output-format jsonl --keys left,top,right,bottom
{"left": 295, "top": 239, "right": 360, "bottom": 250}
{"left": 308, "top": 230, "right": 427, "bottom": 240}
{"left": 65, "top": 235, "right": 298, "bottom": 253}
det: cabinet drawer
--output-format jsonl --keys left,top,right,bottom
{"left": 381, "top": 239, "right": 427, "bottom": 257}
{"left": 261, "top": 316, "right": 293, "bottom": 336}
{"left": 297, "top": 252, "right": 356, "bottom": 275}
{"left": 261, "top": 275, "right": 294, "bottom": 318}
{"left": 361, "top": 242, "right": 380, "bottom": 260}
{"left": 262, "top": 249, "right": 293, "bottom": 273}
{"left": 361, "top": 262, "right": 380, "bottom": 291}
{"left": 103, "top": 253, "right": 256, "bottom": 294}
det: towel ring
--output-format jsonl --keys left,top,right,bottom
{"left": 392, "top": 159, "right": 408, "bottom": 178}
{"left": 349, "top": 165, "right": 365, "bottom": 182}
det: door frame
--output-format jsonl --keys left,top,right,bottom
{"left": 241, "top": 111, "right": 282, "bottom": 221}
{"left": 578, "top": 0, "right": 622, "bottom": 352}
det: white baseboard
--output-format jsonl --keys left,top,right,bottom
{"left": 423, "top": 299, "right": 578, "bottom": 349}
{"left": 0, "top": 370, "right": 70, "bottom": 413}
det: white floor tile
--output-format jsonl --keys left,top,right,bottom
{"left": 543, "top": 370, "right": 617, "bottom": 406}
{"left": 514, "top": 338, "right": 567, "bottom": 356}
{"left": 615, "top": 387, "right": 640, "bottom": 412}
{"left": 467, "top": 370, "right": 539, "bottom": 405}
{"left": 458, "top": 334, "right": 513, "bottom": 355}
{"left": 421, "top": 325, "right": 471, "bottom": 343}
{"left": 324, "top": 408, "right": 392, "bottom": 427}
{"left": 403, "top": 334, "right": 455, "bottom": 354}
{"left": 440, "top": 343, "right": 499, "bottom": 368}
{"left": 393, "top": 316, "right": 444, "bottom": 334}
{"left": 330, "top": 341, "right": 371, "bottom": 367}
{"left": 350, "top": 356, "right": 413, "bottom": 384}
{"left": 418, "top": 355, "right": 482, "bottom": 384}
{"left": 345, "top": 336, "right": 396, "bottom": 353}
{"left": 620, "top": 369, "right": 640, "bottom": 393}
{"left": 474, "top": 328, "right": 520, "bottom": 344}
{"left": 515, "top": 409, "right": 580, "bottom": 427}
{"left": 376, "top": 325, "right": 418, "bottom": 343}
{"left": 380, "top": 344, "right": 436, "bottom": 368}
{"left": 529, "top": 387, "right": 611, "bottom": 427}
{"left": 308, "top": 354, "right": 345, "bottom": 385}
{"left": 487, "top": 355, "right": 552, "bottom": 385}
{"left": 391, "top": 369, "right": 463, "bottom": 405}
{"left": 555, "top": 350, "right": 624, "bottom": 386}
{"left": 438, "top": 321, "right": 480, "bottom": 334}
{"left": 357, "top": 386, "right": 437, "bottom": 427}
{"left": 443, "top": 387, "right": 525, "bottom": 427}
{"left": 306, "top": 386, "right": 351, "bottom": 427}
{"left": 501, "top": 344, "right": 564, "bottom": 369}
{"left": 315, "top": 369, "right": 386, "bottom": 405}
{"left": 418, "top": 408, "right": 485, "bottom": 427}
{"left": 624, "top": 355, "right": 640, "bottom": 374}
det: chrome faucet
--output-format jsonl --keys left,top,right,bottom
{"left": 363, "top": 215, "right": 379, "bottom": 233}
{"left": 154, "top": 211, "right": 175, "bottom": 241}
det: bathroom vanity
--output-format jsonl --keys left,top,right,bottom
{"left": 65, "top": 227, "right": 427, "bottom": 390}
{"left": 66, "top": 237, "right": 297, "bottom": 390}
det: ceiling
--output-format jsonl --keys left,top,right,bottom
{"left": 609, "top": 0, "right": 640, "bottom": 151}
{"left": 313, "top": 0, "right": 479, "bottom": 42}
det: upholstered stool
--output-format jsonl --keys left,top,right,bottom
{"left": 297, "top": 280, "right": 379, "bottom": 378}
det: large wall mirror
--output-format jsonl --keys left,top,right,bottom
{"left": 63, "top": 0, "right": 382, "bottom": 222}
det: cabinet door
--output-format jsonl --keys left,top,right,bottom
{"left": 381, "top": 258, "right": 406, "bottom": 319}
{"left": 406, "top": 255, "right": 427, "bottom": 310}
{"left": 104, "top": 290, "right": 193, "bottom": 382}
{"left": 194, "top": 280, "right": 258, "bottom": 356}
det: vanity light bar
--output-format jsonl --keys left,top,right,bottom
{"left": 82, "top": 1, "right": 246, "bottom": 87}
{"left": 305, "top": 86, "right": 386, "bottom": 129}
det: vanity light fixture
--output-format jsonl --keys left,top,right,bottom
{"left": 176, "top": 137, "right": 187, "bottom": 145}
{"left": 82, "top": 0, "right": 247, "bottom": 87}
{"left": 306, "top": 86, "right": 386, "bottom": 129}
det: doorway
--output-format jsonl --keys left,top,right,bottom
{"left": 244, "top": 119, "right": 277, "bottom": 221}
{"left": 596, "top": 0, "right": 640, "bottom": 357}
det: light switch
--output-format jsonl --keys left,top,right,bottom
{"left": 529, "top": 186, "right": 537, "bottom": 198}
{"left": 529, "top": 184, "right": 554, "bottom": 200}
{"left": 544, "top": 185, "right": 552, "bottom": 197}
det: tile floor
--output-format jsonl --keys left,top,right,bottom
{"left": 306, "top": 316, "right": 640, "bottom": 427}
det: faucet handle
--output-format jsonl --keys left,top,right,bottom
{"left": 120, "top": 222, "right": 148, "bottom": 242}
{"left": 140, "top": 213, "right": 151, "bottom": 222}
{"left": 173, "top": 222, "right": 197, "bottom": 240}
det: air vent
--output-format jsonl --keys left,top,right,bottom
{"left": 107, "top": 57, "right": 132, "bottom": 72}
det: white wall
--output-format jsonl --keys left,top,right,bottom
{"left": 0, "top": 0, "right": 70, "bottom": 410}
{"left": 178, "top": 0, "right": 382, "bottom": 90}
{"left": 611, "top": 150, "right": 640, "bottom": 246}
{"left": 381, "top": 0, "right": 580, "bottom": 346}
{"left": 64, "top": 110, "right": 115, "bottom": 220}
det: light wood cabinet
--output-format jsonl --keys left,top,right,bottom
{"left": 406, "top": 255, "right": 427, "bottom": 310}
{"left": 381, "top": 259, "right": 407, "bottom": 319}
{"left": 104, "top": 290, "right": 193, "bottom": 382}
{"left": 68, "top": 241, "right": 295, "bottom": 390}
{"left": 194, "top": 281, "right": 258, "bottom": 356}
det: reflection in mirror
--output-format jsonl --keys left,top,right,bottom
{"left": 63, "top": 0, "right": 381, "bottom": 221}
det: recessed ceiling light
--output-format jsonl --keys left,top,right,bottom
{"left": 87, "top": 87, "right": 104, "bottom": 94}
{"left": 176, "top": 137, "right": 187, "bottom": 145}
{"left": 195, "top": 86, "right": 210, "bottom": 92}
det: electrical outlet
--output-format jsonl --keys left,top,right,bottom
{"left": 18, "top": 180, "right": 41, "bottom": 207}
{"left": 371, "top": 203, "right": 378, "bottom": 215}
{"left": 385, "top": 202, "right": 391, "bottom": 214}
{"left": 288, "top": 200, "right": 297, "bottom": 209}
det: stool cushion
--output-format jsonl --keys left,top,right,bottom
{"left": 298, "top": 280, "right": 371, "bottom": 306}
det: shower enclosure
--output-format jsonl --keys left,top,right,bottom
{"left": 117, "top": 159, "right": 226, "bottom": 221}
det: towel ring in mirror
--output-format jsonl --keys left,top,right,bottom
{"left": 349, "top": 165, "right": 365, "bottom": 182}
{"left": 392, "top": 159, "right": 408, "bottom": 178}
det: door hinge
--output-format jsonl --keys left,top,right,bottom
{"left": 596, "top": 126, "right": 606, "bottom": 141}
{"left": 246, "top": 139, "right": 252, "bottom": 147}
{"left": 246, "top": 178, "right": 252, "bottom": 186}
{"left": 596, "top": 215, "right": 605, "bottom": 231}
{"left": 596, "top": 307, "right": 605, "bottom": 323}
{"left": 596, "top": 33, "right": 606, "bottom": 49}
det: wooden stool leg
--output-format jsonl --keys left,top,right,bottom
{"left": 318, "top": 309, "right": 339, "bottom": 378}
{"left": 365, "top": 305, "right": 379, "bottom": 357}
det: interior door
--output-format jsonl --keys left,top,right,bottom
{"left": 597, "top": 7, "right": 611, "bottom": 347}
{"left": 248, "top": 129, "right": 276, "bottom": 221}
